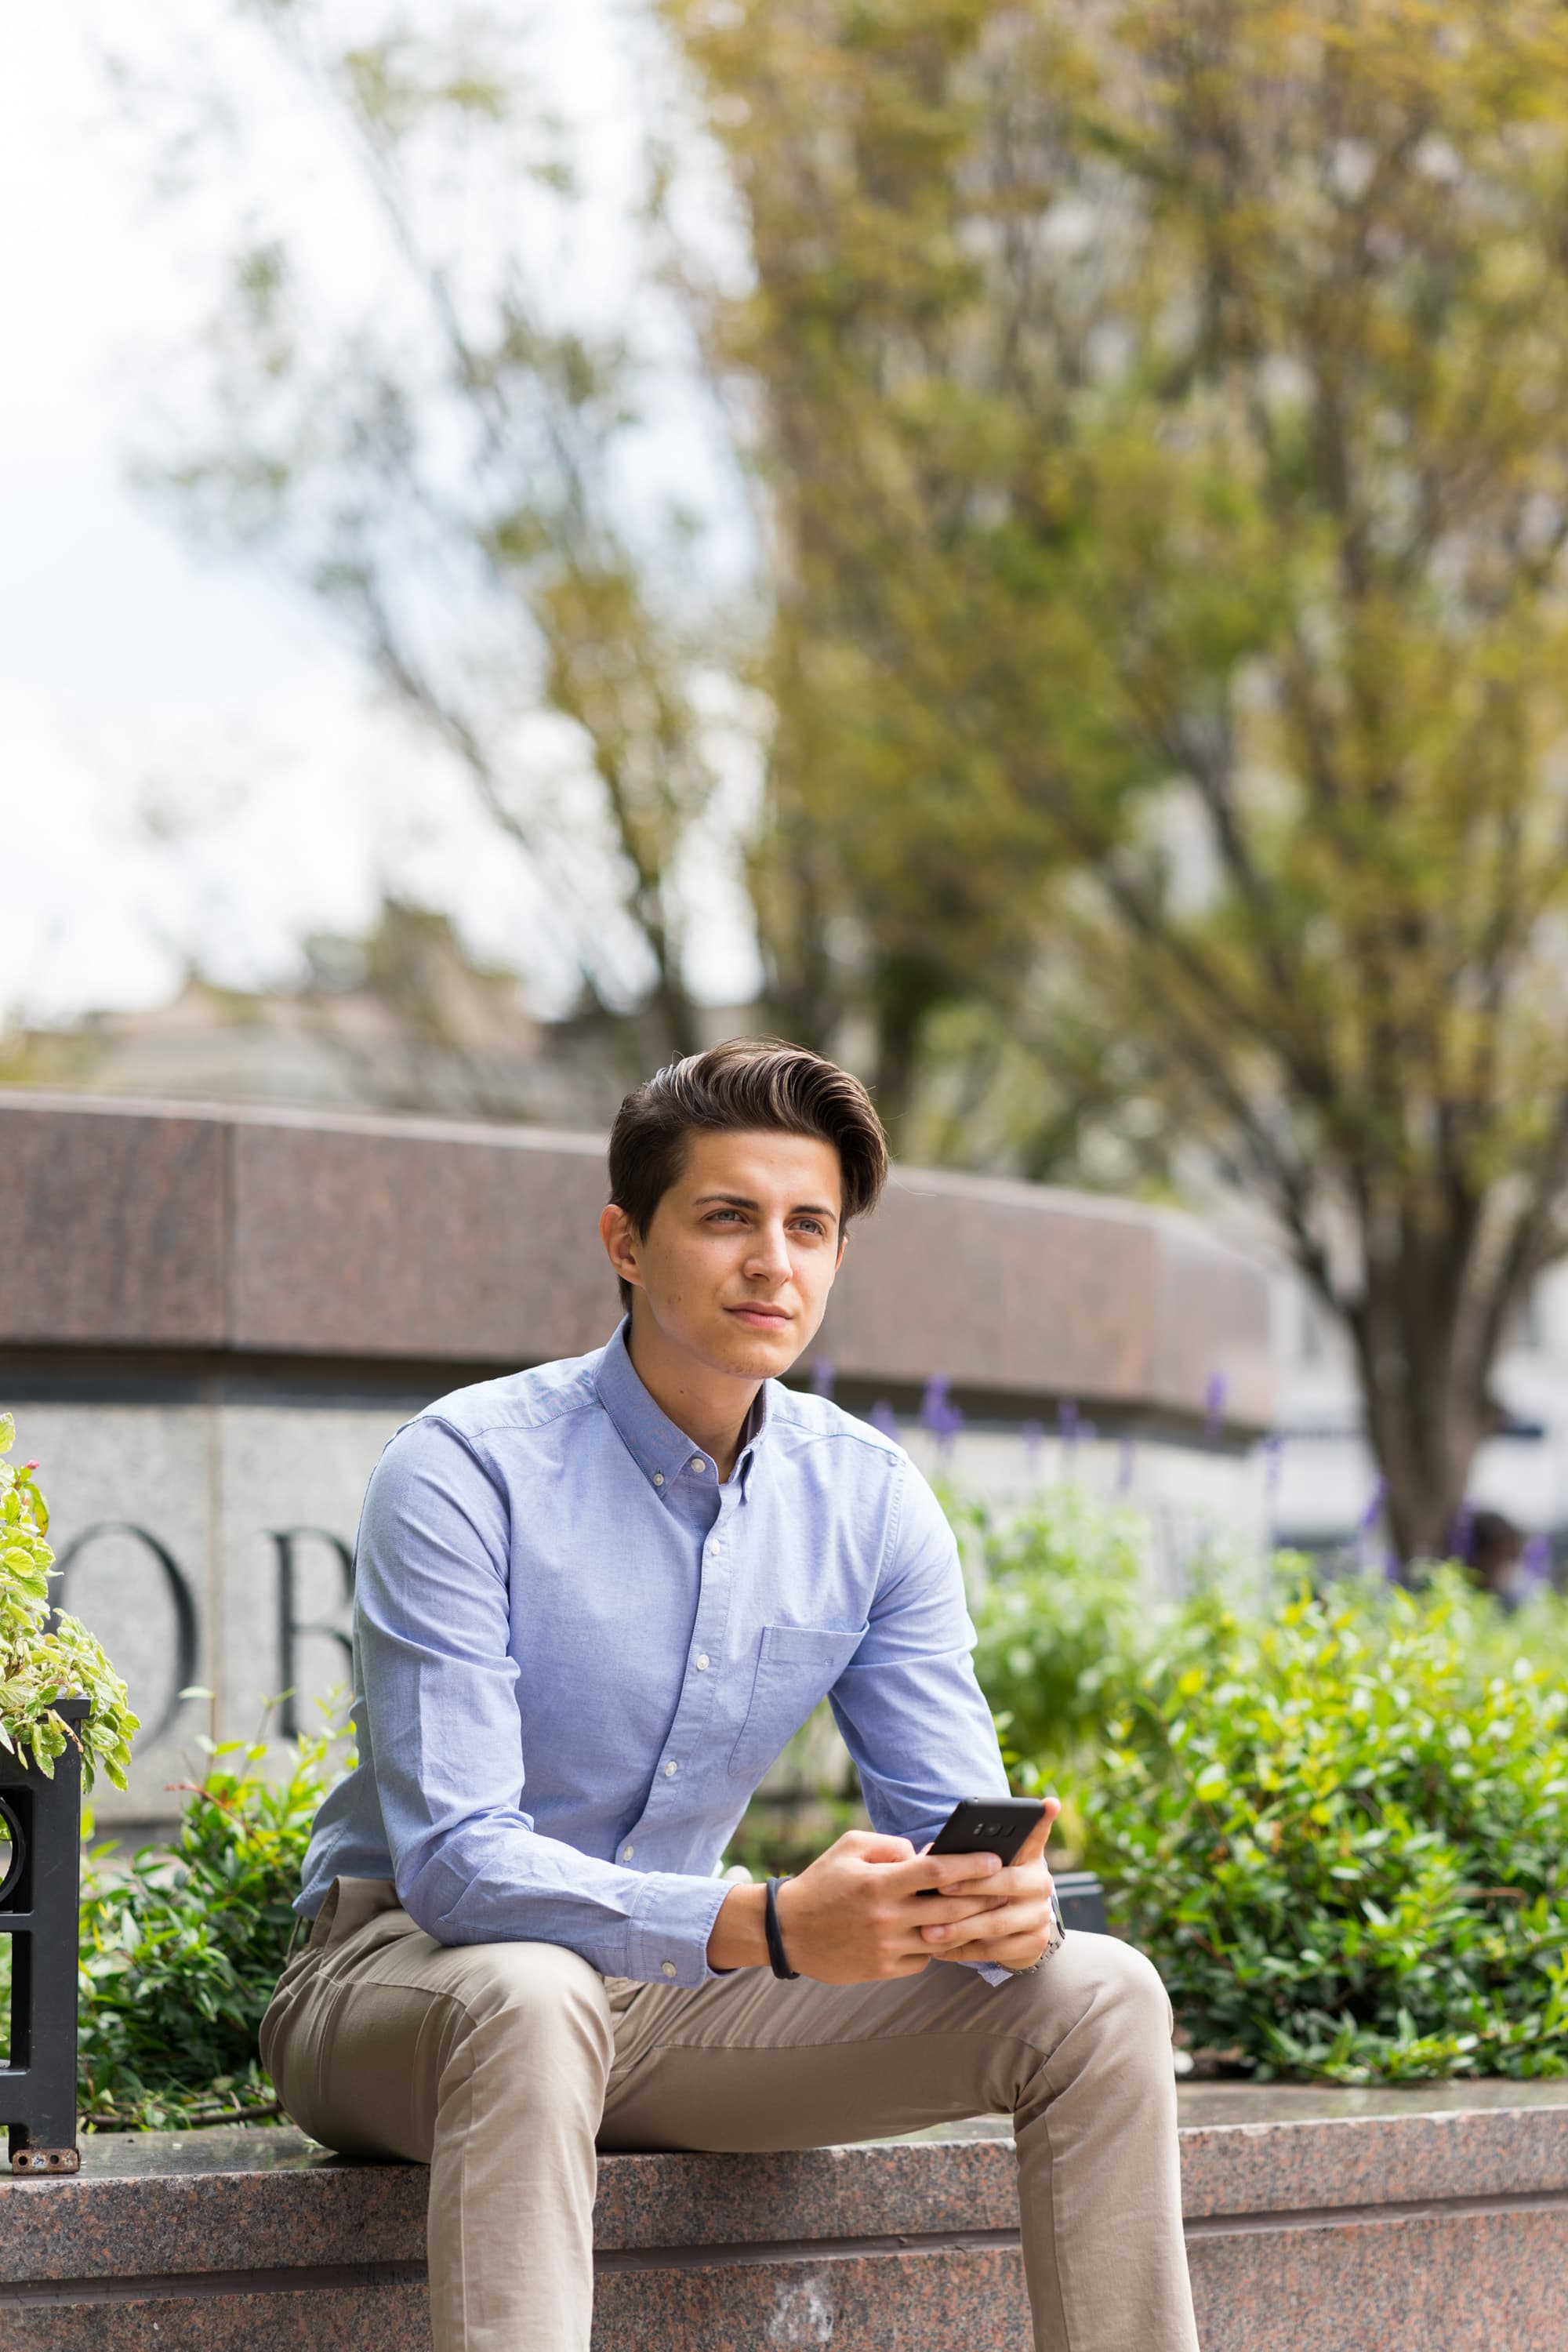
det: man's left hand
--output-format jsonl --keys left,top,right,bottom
{"left": 916, "top": 1795, "right": 1061, "bottom": 1970}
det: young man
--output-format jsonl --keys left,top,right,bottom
{"left": 262, "top": 1040, "right": 1199, "bottom": 2352}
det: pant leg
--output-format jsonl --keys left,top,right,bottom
{"left": 599, "top": 1929, "right": 1198, "bottom": 2352}
{"left": 260, "top": 1881, "right": 612, "bottom": 2352}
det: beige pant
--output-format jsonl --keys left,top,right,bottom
{"left": 261, "top": 1880, "right": 1198, "bottom": 2352}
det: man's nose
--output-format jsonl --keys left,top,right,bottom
{"left": 745, "top": 1221, "right": 793, "bottom": 1280}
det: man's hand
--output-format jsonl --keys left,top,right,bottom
{"left": 706, "top": 1829, "right": 1014, "bottom": 1982}
{"left": 916, "top": 1797, "right": 1061, "bottom": 1972}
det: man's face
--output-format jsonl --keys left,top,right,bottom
{"left": 609, "top": 1127, "right": 846, "bottom": 1384}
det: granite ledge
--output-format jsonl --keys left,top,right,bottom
{"left": 0, "top": 2082, "right": 1563, "bottom": 2285}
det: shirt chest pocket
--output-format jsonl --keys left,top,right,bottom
{"left": 728, "top": 1622, "right": 868, "bottom": 1780}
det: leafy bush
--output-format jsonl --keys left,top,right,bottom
{"left": 75, "top": 1726, "right": 346, "bottom": 2129}
{"left": 1071, "top": 1574, "right": 1568, "bottom": 2082}
{"left": 0, "top": 1416, "right": 136, "bottom": 1789}
{"left": 960, "top": 1486, "right": 1151, "bottom": 1780}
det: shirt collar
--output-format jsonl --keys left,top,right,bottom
{"left": 593, "top": 1319, "right": 771, "bottom": 1496}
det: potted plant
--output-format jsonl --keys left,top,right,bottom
{"left": 1, "top": 1414, "right": 137, "bottom": 2170}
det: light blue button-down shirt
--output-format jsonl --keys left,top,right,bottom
{"left": 299, "top": 1323, "right": 1012, "bottom": 1987}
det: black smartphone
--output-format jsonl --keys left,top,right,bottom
{"left": 916, "top": 1795, "right": 1049, "bottom": 1892}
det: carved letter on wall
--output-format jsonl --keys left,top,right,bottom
{"left": 53, "top": 1524, "right": 201, "bottom": 1746}
{"left": 271, "top": 1530, "right": 355, "bottom": 1740}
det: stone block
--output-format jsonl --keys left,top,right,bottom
{"left": 2, "top": 2084, "right": 1565, "bottom": 2350}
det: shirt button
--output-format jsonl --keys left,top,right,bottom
{"left": 661, "top": 1960, "right": 677, "bottom": 1978}
{"left": 690, "top": 1457, "right": 706, "bottom": 1472}
{"left": 622, "top": 1844, "right": 634, "bottom": 1860}
{"left": 695, "top": 1653, "right": 710, "bottom": 1671}
{"left": 663, "top": 1760, "right": 678, "bottom": 1777}
{"left": 652, "top": 1472, "right": 665, "bottom": 1487}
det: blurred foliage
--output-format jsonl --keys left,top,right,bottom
{"left": 74, "top": 1726, "right": 346, "bottom": 2131}
{"left": 136, "top": 0, "right": 1568, "bottom": 1555}
{"left": 957, "top": 1486, "right": 1151, "bottom": 1786}
{"left": 1040, "top": 1567, "right": 1568, "bottom": 2081}
{"left": 670, "top": 0, "right": 1568, "bottom": 1564}
{"left": 126, "top": 0, "right": 736, "bottom": 1061}
{"left": 0, "top": 1417, "right": 136, "bottom": 1790}
{"left": 27, "top": 1472, "right": 1568, "bottom": 2114}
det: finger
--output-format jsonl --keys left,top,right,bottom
{"left": 956, "top": 1858, "right": 1054, "bottom": 1907}
{"left": 889, "top": 1850, "right": 1007, "bottom": 1899}
{"left": 848, "top": 1833, "right": 919, "bottom": 1864}
{"left": 920, "top": 1896, "right": 1047, "bottom": 1947}
{"left": 906, "top": 1890, "right": 1011, "bottom": 1929}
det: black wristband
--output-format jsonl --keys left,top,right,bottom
{"left": 764, "top": 1875, "right": 799, "bottom": 1980}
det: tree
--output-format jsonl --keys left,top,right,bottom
{"left": 667, "top": 0, "right": 1148, "bottom": 1126}
{"left": 672, "top": 0, "right": 1568, "bottom": 1562}
{"left": 125, "top": 0, "right": 750, "bottom": 1062}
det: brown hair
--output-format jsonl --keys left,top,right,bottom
{"left": 607, "top": 1038, "right": 889, "bottom": 1309}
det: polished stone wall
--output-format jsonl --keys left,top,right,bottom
{"left": 2, "top": 2081, "right": 1564, "bottom": 2350}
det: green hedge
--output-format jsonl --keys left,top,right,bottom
{"left": 1068, "top": 1573, "right": 1568, "bottom": 2081}
{"left": 73, "top": 1730, "right": 341, "bottom": 2129}
{"left": 960, "top": 1486, "right": 1150, "bottom": 1781}
{"left": 31, "top": 1487, "right": 1568, "bottom": 2119}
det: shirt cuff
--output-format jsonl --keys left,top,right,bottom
{"left": 626, "top": 1868, "right": 735, "bottom": 1987}
{"left": 971, "top": 1960, "right": 1011, "bottom": 1987}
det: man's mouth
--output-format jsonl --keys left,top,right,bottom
{"left": 727, "top": 1304, "right": 792, "bottom": 1327}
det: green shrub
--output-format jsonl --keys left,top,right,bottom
{"left": 1071, "top": 1575, "right": 1568, "bottom": 2082}
{"left": 75, "top": 1726, "right": 346, "bottom": 2129}
{"left": 0, "top": 1416, "right": 136, "bottom": 1789}
{"left": 959, "top": 1486, "right": 1152, "bottom": 1780}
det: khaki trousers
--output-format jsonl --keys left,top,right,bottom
{"left": 261, "top": 1879, "right": 1199, "bottom": 2352}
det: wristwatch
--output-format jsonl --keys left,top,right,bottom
{"left": 1009, "top": 1880, "right": 1068, "bottom": 1973}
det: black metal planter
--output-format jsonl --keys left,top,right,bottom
{"left": 1054, "top": 1870, "right": 1110, "bottom": 1936}
{"left": 0, "top": 1696, "right": 88, "bottom": 2173}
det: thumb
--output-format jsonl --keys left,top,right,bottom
{"left": 1016, "top": 1796, "right": 1061, "bottom": 1866}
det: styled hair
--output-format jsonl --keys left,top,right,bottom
{"left": 607, "top": 1038, "right": 889, "bottom": 1310}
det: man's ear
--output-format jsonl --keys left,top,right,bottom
{"left": 599, "top": 1203, "right": 643, "bottom": 1290}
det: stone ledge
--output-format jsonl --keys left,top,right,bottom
{"left": 0, "top": 1090, "right": 1273, "bottom": 1428}
{"left": 0, "top": 2082, "right": 1564, "bottom": 2350}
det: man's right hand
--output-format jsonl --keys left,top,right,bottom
{"left": 708, "top": 1830, "right": 1009, "bottom": 1983}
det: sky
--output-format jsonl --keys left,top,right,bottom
{"left": 1, "top": 2, "right": 756, "bottom": 1029}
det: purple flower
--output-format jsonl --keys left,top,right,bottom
{"left": 1116, "top": 1435, "right": 1137, "bottom": 1494}
{"left": 869, "top": 1399, "right": 898, "bottom": 1439}
{"left": 812, "top": 1358, "right": 836, "bottom": 1399}
{"left": 1356, "top": 1479, "right": 1387, "bottom": 1536}
{"left": 1022, "top": 1418, "right": 1044, "bottom": 1476}
{"left": 1522, "top": 1533, "right": 1552, "bottom": 1589}
{"left": 920, "top": 1374, "right": 964, "bottom": 1450}
{"left": 1262, "top": 1433, "right": 1285, "bottom": 1494}
{"left": 1203, "top": 1372, "right": 1228, "bottom": 1443}
{"left": 1449, "top": 1503, "right": 1475, "bottom": 1563}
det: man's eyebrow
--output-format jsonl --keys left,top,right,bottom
{"left": 693, "top": 1190, "right": 840, "bottom": 1223}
